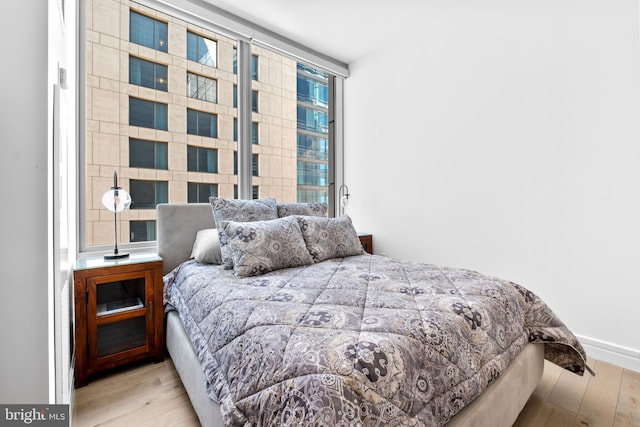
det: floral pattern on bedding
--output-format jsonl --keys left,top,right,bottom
{"left": 164, "top": 254, "right": 586, "bottom": 426}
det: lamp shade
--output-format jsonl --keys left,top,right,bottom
{"left": 101, "top": 188, "right": 131, "bottom": 213}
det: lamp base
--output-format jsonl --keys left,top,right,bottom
{"left": 104, "top": 252, "right": 129, "bottom": 260}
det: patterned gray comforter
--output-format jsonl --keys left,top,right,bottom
{"left": 164, "top": 254, "right": 586, "bottom": 426}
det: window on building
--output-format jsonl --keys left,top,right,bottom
{"left": 252, "top": 55, "right": 258, "bottom": 80}
{"left": 129, "top": 138, "right": 168, "bottom": 169}
{"left": 297, "top": 134, "right": 328, "bottom": 161}
{"left": 253, "top": 153, "right": 259, "bottom": 177}
{"left": 187, "top": 31, "right": 217, "bottom": 67}
{"left": 232, "top": 51, "right": 258, "bottom": 82}
{"left": 187, "top": 109, "right": 217, "bottom": 138}
{"left": 129, "top": 97, "right": 167, "bottom": 130}
{"left": 233, "top": 152, "right": 259, "bottom": 176}
{"left": 234, "top": 185, "right": 259, "bottom": 199}
{"left": 233, "top": 118, "right": 237, "bottom": 141}
{"left": 233, "top": 120, "right": 257, "bottom": 144}
{"left": 130, "top": 220, "right": 156, "bottom": 242}
{"left": 130, "top": 11, "right": 167, "bottom": 52}
{"left": 130, "top": 56, "right": 167, "bottom": 91}
{"left": 187, "top": 146, "right": 218, "bottom": 173}
{"left": 188, "top": 182, "right": 218, "bottom": 203}
{"left": 129, "top": 180, "right": 168, "bottom": 209}
{"left": 297, "top": 161, "right": 328, "bottom": 186}
{"left": 297, "top": 105, "right": 327, "bottom": 134}
{"left": 252, "top": 90, "right": 259, "bottom": 113}
{"left": 252, "top": 122, "right": 259, "bottom": 145}
{"left": 233, "top": 85, "right": 237, "bottom": 108}
{"left": 187, "top": 72, "right": 217, "bottom": 103}
{"left": 297, "top": 67, "right": 328, "bottom": 108}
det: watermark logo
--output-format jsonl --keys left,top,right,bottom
{"left": 1, "top": 405, "right": 68, "bottom": 426}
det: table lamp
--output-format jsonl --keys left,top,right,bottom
{"left": 101, "top": 171, "right": 131, "bottom": 260}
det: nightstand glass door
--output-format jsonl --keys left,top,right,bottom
{"left": 87, "top": 270, "right": 154, "bottom": 369}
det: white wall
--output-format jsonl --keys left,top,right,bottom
{"left": 0, "top": 0, "right": 51, "bottom": 402}
{"left": 0, "top": 0, "right": 74, "bottom": 404}
{"left": 344, "top": 1, "right": 640, "bottom": 371}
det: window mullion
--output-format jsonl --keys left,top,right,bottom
{"left": 236, "top": 39, "right": 252, "bottom": 199}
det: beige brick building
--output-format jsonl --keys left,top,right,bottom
{"left": 85, "top": 0, "right": 298, "bottom": 246}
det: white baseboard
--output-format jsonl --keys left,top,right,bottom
{"left": 576, "top": 334, "right": 640, "bottom": 373}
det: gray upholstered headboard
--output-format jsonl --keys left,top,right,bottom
{"left": 157, "top": 203, "right": 215, "bottom": 274}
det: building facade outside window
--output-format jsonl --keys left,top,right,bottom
{"left": 296, "top": 64, "right": 330, "bottom": 203}
{"left": 83, "top": 1, "right": 334, "bottom": 247}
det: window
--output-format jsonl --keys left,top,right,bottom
{"left": 187, "top": 109, "right": 217, "bottom": 138}
{"left": 233, "top": 85, "right": 237, "bottom": 108}
{"left": 130, "top": 57, "right": 167, "bottom": 91}
{"left": 297, "top": 134, "right": 328, "bottom": 161}
{"left": 187, "top": 72, "right": 217, "bottom": 103}
{"left": 234, "top": 185, "right": 259, "bottom": 199}
{"left": 297, "top": 65, "right": 328, "bottom": 108}
{"left": 252, "top": 153, "right": 259, "bottom": 177}
{"left": 233, "top": 118, "right": 237, "bottom": 141}
{"left": 234, "top": 120, "right": 257, "bottom": 143}
{"left": 129, "top": 139, "right": 168, "bottom": 169}
{"left": 130, "top": 11, "right": 167, "bottom": 52}
{"left": 252, "top": 122, "right": 259, "bottom": 145}
{"left": 129, "top": 180, "right": 168, "bottom": 209}
{"left": 241, "top": 52, "right": 260, "bottom": 80}
{"left": 130, "top": 220, "right": 156, "bottom": 242}
{"left": 83, "top": 1, "right": 341, "bottom": 251}
{"left": 252, "top": 90, "right": 259, "bottom": 113}
{"left": 129, "top": 97, "right": 167, "bottom": 130}
{"left": 297, "top": 188, "right": 327, "bottom": 204}
{"left": 297, "top": 161, "right": 328, "bottom": 186}
{"left": 188, "top": 183, "right": 218, "bottom": 203}
{"left": 187, "top": 31, "right": 216, "bottom": 67}
{"left": 233, "top": 48, "right": 237, "bottom": 74}
{"left": 187, "top": 146, "right": 218, "bottom": 173}
{"left": 252, "top": 55, "right": 258, "bottom": 80}
{"left": 233, "top": 152, "right": 259, "bottom": 176}
{"left": 297, "top": 105, "right": 327, "bottom": 133}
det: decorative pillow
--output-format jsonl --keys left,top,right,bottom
{"left": 210, "top": 197, "right": 278, "bottom": 269}
{"left": 296, "top": 215, "right": 363, "bottom": 263}
{"left": 277, "top": 202, "right": 327, "bottom": 218}
{"left": 190, "top": 228, "right": 222, "bottom": 265}
{"left": 221, "top": 216, "right": 314, "bottom": 277}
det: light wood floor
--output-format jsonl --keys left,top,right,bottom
{"left": 72, "top": 356, "right": 640, "bottom": 427}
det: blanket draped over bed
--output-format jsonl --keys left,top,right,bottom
{"left": 164, "top": 254, "right": 586, "bottom": 426}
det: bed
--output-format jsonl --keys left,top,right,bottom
{"left": 157, "top": 201, "right": 586, "bottom": 427}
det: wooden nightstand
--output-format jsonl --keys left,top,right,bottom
{"left": 358, "top": 233, "right": 373, "bottom": 254}
{"left": 73, "top": 253, "right": 164, "bottom": 387}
